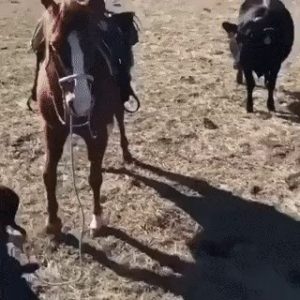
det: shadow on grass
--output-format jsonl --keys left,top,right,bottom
{"left": 56, "top": 158, "right": 300, "bottom": 299}
{"left": 276, "top": 89, "right": 300, "bottom": 123}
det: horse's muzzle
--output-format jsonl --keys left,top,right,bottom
{"left": 65, "top": 94, "right": 91, "bottom": 117}
{"left": 59, "top": 73, "right": 94, "bottom": 117}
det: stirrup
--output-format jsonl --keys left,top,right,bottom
{"left": 124, "top": 86, "right": 140, "bottom": 113}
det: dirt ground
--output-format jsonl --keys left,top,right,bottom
{"left": 0, "top": 0, "right": 300, "bottom": 299}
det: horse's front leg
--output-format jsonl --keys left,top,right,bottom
{"left": 115, "top": 106, "right": 133, "bottom": 164}
{"left": 86, "top": 132, "right": 108, "bottom": 236}
{"left": 43, "top": 125, "right": 67, "bottom": 235}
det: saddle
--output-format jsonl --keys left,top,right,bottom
{"left": 100, "top": 11, "right": 140, "bottom": 112}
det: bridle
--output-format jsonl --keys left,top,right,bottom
{"left": 47, "top": 42, "right": 97, "bottom": 138}
{"left": 59, "top": 73, "right": 94, "bottom": 84}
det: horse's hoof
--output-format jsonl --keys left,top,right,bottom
{"left": 89, "top": 214, "right": 108, "bottom": 238}
{"left": 45, "top": 218, "right": 62, "bottom": 236}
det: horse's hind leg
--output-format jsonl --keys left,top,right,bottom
{"left": 43, "top": 125, "right": 67, "bottom": 235}
{"left": 86, "top": 132, "right": 108, "bottom": 236}
{"left": 115, "top": 106, "right": 133, "bottom": 163}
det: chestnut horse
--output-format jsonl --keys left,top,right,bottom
{"left": 37, "top": 0, "right": 131, "bottom": 235}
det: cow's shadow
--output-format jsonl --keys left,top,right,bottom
{"left": 57, "top": 158, "right": 300, "bottom": 299}
{"left": 233, "top": 77, "right": 300, "bottom": 123}
{"left": 275, "top": 88, "right": 300, "bottom": 123}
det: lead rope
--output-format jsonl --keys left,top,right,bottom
{"left": 35, "top": 115, "right": 85, "bottom": 287}
{"left": 51, "top": 96, "right": 66, "bottom": 126}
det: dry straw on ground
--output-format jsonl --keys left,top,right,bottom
{"left": 0, "top": 0, "right": 299, "bottom": 299}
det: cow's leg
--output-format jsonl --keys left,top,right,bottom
{"left": 266, "top": 65, "right": 280, "bottom": 112}
{"left": 115, "top": 104, "right": 133, "bottom": 163}
{"left": 243, "top": 68, "right": 255, "bottom": 113}
{"left": 85, "top": 130, "right": 108, "bottom": 236}
{"left": 264, "top": 71, "right": 269, "bottom": 88}
{"left": 43, "top": 125, "right": 67, "bottom": 234}
{"left": 236, "top": 67, "right": 243, "bottom": 85}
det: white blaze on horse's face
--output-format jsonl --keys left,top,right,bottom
{"left": 66, "top": 31, "right": 92, "bottom": 117}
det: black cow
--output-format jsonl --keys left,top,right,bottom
{"left": 222, "top": 0, "right": 294, "bottom": 112}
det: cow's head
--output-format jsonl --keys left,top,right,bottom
{"left": 222, "top": 22, "right": 240, "bottom": 69}
{"left": 222, "top": 8, "right": 272, "bottom": 69}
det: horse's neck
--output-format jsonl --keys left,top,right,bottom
{"left": 39, "top": 58, "right": 63, "bottom": 102}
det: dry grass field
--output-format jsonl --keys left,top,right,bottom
{"left": 0, "top": 0, "right": 299, "bottom": 299}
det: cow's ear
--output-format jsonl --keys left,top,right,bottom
{"left": 222, "top": 22, "right": 238, "bottom": 34}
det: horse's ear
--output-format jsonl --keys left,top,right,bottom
{"left": 222, "top": 22, "right": 238, "bottom": 34}
{"left": 41, "top": 0, "right": 58, "bottom": 11}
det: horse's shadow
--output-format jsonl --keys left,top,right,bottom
{"left": 57, "top": 158, "right": 300, "bottom": 299}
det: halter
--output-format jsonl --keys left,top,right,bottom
{"left": 58, "top": 73, "right": 94, "bottom": 84}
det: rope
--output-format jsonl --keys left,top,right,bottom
{"left": 51, "top": 96, "right": 66, "bottom": 126}
{"left": 35, "top": 115, "right": 86, "bottom": 286}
